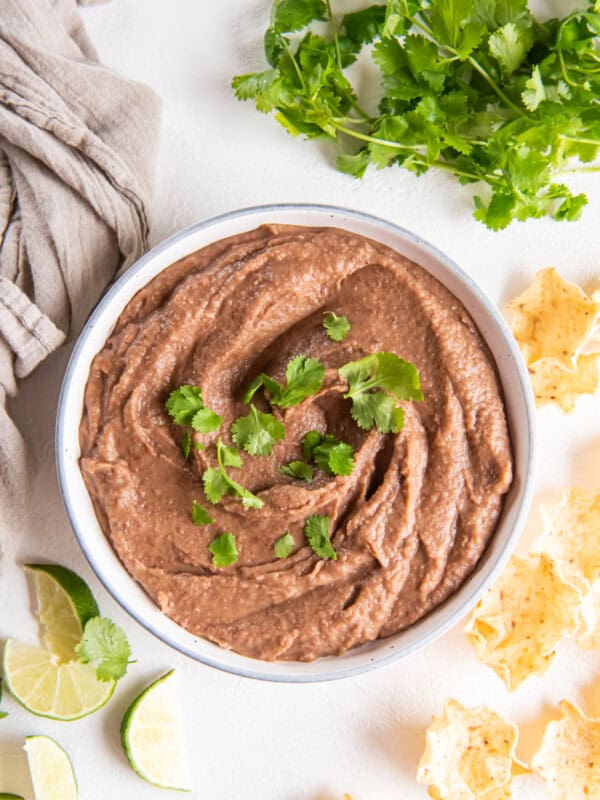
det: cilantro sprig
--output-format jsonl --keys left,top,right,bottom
{"left": 231, "top": 404, "right": 285, "bottom": 456}
{"left": 339, "top": 351, "right": 422, "bottom": 433}
{"left": 203, "top": 438, "right": 264, "bottom": 509}
{"left": 244, "top": 355, "right": 325, "bottom": 408}
{"left": 302, "top": 430, "right": 355, "bottom": 476}
{"left": 304, "top": 514, "right": 337, "bottom": 560}
{"left": 75, "top": 617, "right": 132, "bottom": 682}
{"left": 165, "top": 385, "right": 222, "bottom": 447}
{"left": 323, "top": 311, "right": 350, "bottom": 342}
{"left": 233, "top": 0, "right": 600, "bottom": 229}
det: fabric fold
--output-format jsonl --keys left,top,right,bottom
{"left": 0, "top": 0, "right": 161, "bottom": 516}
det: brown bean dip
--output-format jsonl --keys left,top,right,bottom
{"left": 79, "top": 225, "right": 513, "bottom": 661}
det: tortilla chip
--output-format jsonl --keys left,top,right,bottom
{"left": 417, "top": 698, "right": 527, "bottom": 799}
{"left": 532, "top": 489, "right": 600, "bottom": 592}
{"left": 506, "top": 268, "right": 598, "bottom": 369}
{"left": 532, "top": 700, "right": 600, "bottom": 800}
{"left": 576, "top": 581, "right": 600, "bottom": 650}
{"left": 464, "top": 555, "right": 581, "bottom": 690}
{"left": 528, "top": 355, "right": 599, "bottom": 412}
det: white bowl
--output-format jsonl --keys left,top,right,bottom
{"left": 56, "top": 204, "right": 536, "bottom": 682}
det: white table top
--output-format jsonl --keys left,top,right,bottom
{"left": 2, "top": 2, "right": 600, "bottom": 798}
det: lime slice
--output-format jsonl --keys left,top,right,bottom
{"left": 121, "top": 670, "right": 190, "bottom": 792}
{"left": 24, "top": 736, "right": 77, "bottom": 800}
{"left": 3, "top": 641, "right": 115, "bottom": 721}
{"left": 24, "top": 564, "right": 99, "bottom": 663}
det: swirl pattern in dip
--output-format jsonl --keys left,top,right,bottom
{"left": 79, "top": 225, "right": 513, "bottom": 661}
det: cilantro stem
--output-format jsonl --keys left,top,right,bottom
{"left": 466, "top": 56, "right": 524, "bottom": 117}
{"left": 282, "top": 38, "right": 306, "bottom": 90}
{"left": 325, "top": 0, "right": 342, "bottom": 72}
{"left": 333, "top": 122, "right": 424, "bottom": 150}
{"left": 431, "top": 159, "right": 492, "bottom": 183}
{"left": 324, "top": 0, "right": 372, "bottom": 123}
{"left": 332, "top": 121, "right": 495, "bottom": 183}
{"left": 556, "top": 11, "right": 600, "bottom": 88}
{"left": 344, "top": 97, "right": 373, "bottom": 123}
{"left": 215, "top": 437, "right": 263, "bottom": 508}
{"left": 559, "top": 165, "right": 600, "bottom": 174}
{"left": 560, "top": 136, "right": 600, "bottom": 148}
{"left": 558, "top": 45, "right": 578, "bottom": 89}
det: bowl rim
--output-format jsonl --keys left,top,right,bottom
{"left": 56, "top": 202, "right": 536, "bottom": 682}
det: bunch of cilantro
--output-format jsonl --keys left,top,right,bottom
{"left": 233, "top": 0, "right": 600, "bottom": 229}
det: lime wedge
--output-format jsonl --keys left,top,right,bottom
{"left": 3, "top": 565, "right": 113, "bottom": 720}
{"left": 24, "top": 736, "right": 77, "bottom": 800}
{"left": 3, "top": 641, "right": 115, "bottom": 720}
{"left": 0, "top": 794, "right": 25, "bottom": 799}
{"left": 24, "top": 564, "right": 99, "bottom": 663}
{"left": 121, "top": 670, "right": 190, "bottom": 792}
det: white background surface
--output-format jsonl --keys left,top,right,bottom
{"left": 2, "top": 1, "right": 600, "bottom": 798}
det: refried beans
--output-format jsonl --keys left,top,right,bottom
{"left": 79, "top": 225, "right": 513, "bottom": 661}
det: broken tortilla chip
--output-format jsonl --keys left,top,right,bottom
{"left": 576, "top": 581, "right": 600, "bottom": 650}
{"left": 532, "top": 488, "right": 600, "bottom": 592}
{"left": 528, "top": 355, "right": 599, "bottom": 412}
{"left": 506, "top": 268, "right": 598, "bottom": 369}
{"left": 417, "top": 698, "right": 527, "bottom": 799}
{"left": 464, "top": 554, "right": 581, "bottom": 690}
{"left": 532, "top": 700, "right": 600, "bottom": 800}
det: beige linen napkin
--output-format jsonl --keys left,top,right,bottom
{"left": 0, "top": 0, "right": 161, "bottom": 515}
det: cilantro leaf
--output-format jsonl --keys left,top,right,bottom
{"left": 313, "top": 437, "right": 355, "bottom": 476}
{"left": 244, "top": 355, "right": 325, "bottom": 408}
{"left": 280, "top": 460, "right": 314, "bottom": 481}
{"left": 181, "top": 432, "right": 192, "bottom": 460}
{"left": 302, "top": 430, "right": 355, "bottom": 476}
{"left": 339, "top": 352, "right": 422, "bottom": 433}
{"left": 192, "top": 500, "right": 214, "bottom": 526}
{"left": 75, "top": 617, "right": 131, "bottom": 682}
{"left": 274, "top": 531, "right": 296, "bottom": 558}
{"left": 202, "top": 438, "right": 264, "bottom": 509}
{"left": 301, "top": 430, "right": 323, "bottom": 460}
{"left": 304, "top": 514, "right": 337, "bottom": 560}
{"left": 488, "top": 21, "right": 532, "bottom": 76}
{"left": 430, "top": 0, "right": 486, "bottom": 58}
{"left": 277, "top": 355, "right": 326, "bottom": 406}
{"left": 209, "top": 532, "right": 239, "bottom": 568}
{"left": 165, "top": 385, "right": 204, "bottom": 426}
{"left": 203, "top": 467, "right": 230, "bottom": 504}
{"left": 220, "top": 442, "right": 243, "bottom": 468}
{"left": 323, "top": 311, "right": 351, "bottom": 342}
{"left": 342, "top": 5, "right": 386, "bottom": 46}
{"left": 191, "top": 407, "right": 222, "bottom": 433}
{"left": 231, "top": 405, "right": 285, "bottom": 456}
{"left": 271, "top": 0, "right": 327, "bottom": 33}
{"left": 166, "top": 385, "right": 222, "bottom": 434}
{"left": 350, "top": 391, "right": 405, "bottom": 433}
{"left": 337, "top": 149, "right": 370, "bottom": 178}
